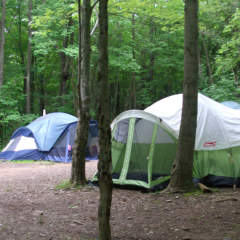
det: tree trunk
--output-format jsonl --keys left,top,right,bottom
{"left": 0, "top": 0, "right": 6, "bottom": 88}
{"left": 166, "top": 0, "right": 199, "bottom": 193}
{"left": 201, "top": 32, "right": 213, "bottom": 84}
{"left": 71, "top": 0, "right": 91, "bottom": 186}
{"left": 30, "top": 54, "right": 36, "bottom": 113}
{"left": 130, "top": 13, "right": 136, "bottom": 109}
{"left": 26, "top": 0, "right": 32, "bottom": 113}
{"left": 149, "top": 17, "right": 155, "bottom": 81}
{"left": 71, "top": 0, "right": 82, "bottom": 185}
{"left": 17, "top": 0, "right": 27, "bottom": 107}
{"left": 97, "top": 1, "right": 112, "bottom": 240}
{"left": 39, "top": 69, "right": 45, "bottom": 114}
{"left": 59, "top": 17, "right": 74, "bottom": 106}
{"left": 90, "top": 59, "right": 98, "bottom": 115}
{"left": 17, "top": 0, "right": 25, "bottom": 75}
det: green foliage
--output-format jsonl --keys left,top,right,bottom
{"left": 0, "top": 83, "right": 37, "bottom": 124}
{"left": 55, "top": 180, "right": 83, "bottom": 190}
{"left": 1, "top": 0, "right": 240, "bottom": 124}
{"left": 0, "top": 83, "right": 38, "bottom": 150}
{"left": 202, "top": 77, "right": 240, "bottom": 102}
{"left": 55, "top": 180, "right": 72, "bottom": 190}
{"left": 215, "top": 8, "right": 240, "bottom": 77}
{"left": 183, "top": 190, "right": 203, "bottom": 197}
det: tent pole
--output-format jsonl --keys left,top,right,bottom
{"left": 147, "top": 123, "right": 158, "bottom": 188}
{"left": 119, "top": 118, "right": 136, "bottom": 183}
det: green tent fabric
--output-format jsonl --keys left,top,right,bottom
{"left": 93, "top": 108, "right": 240, "bottom": 190}
{"left": 93, "top": 94, "right": 240, "bottom": 190}
{"left": 93, "top": 110, "right": 178, "bottom": 189}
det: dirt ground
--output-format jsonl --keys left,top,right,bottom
{"left": 0, "top": 161, "right": 240, "bottom": 240}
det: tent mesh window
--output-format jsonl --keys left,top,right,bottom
{"left": 112, "top": 119, "right": 129, "bottom": 179}
{"left": 127, "top": 118, "right": 154, "bottom": 183}
{"left": 112, "top": 117, "right": 178, "bottom": 186}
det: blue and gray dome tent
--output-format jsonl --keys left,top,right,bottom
{"left": 0, "top": 112, "right": 99, "bottom": 162}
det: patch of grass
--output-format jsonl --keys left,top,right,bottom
{"left": 11, "top": 160, "right": 55, "bottom": 165}
{"left": 56, "top": 180, "right": 72, "bottom": 190}
{"left": 11, "top": 160, "right": 35, "bottom": 163}
{"left": 232, "top": 223, "right": 240, "bottom": 230}
{"left": 210, "top": 187, "right": 220, "bottom": 193}
{"left": 183, "top": 190, "right": 203, "bottom": 197}
{"left": 38, "top": 214, "right": 44, "bottom": 225}
{"left": 5, "top": 185, "right": 12, "bottom": 192}
{"left": 55, "top": 180, "right": 84, "bottom": 191}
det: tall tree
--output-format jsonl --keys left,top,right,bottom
{"left": 97, "top": 0, "right": 112, "bottom": 239}
{"left": 71, "top": 0, "right": 91, "bottom": 186}
{"left": 71, "top": 0, "right": 82, "bottom": 185}
{"left": 26, "top": 0, "right": 32, "bottom": 113}
{"left": 17, "top": 0, "right": 26, "bottom": 78}
{"left": 0, "top": 0, "right": 6, "bottom": 88}
{"left": 166, "top": 0, "right": 199, "bottom": 192}
{"left": 59, "top": 16, "right": 74, "bottom": 106}
{"left": 130, "top": 13, "right": 136, "bottom": 108}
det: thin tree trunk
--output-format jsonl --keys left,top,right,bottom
{"left": 232, "top": 67, "right": 239, "bottom": 84}
{"left": 37, "top": 56, "right": 45, "bottom": 114}
{"left": 0, "top": 0, "right": 6, "bottom": 88}
{"left": 149, "top": 17, "right": 155, "bottom": 82}
{"left": 90, "top": 59, "right": 98, "bottom": 115}
{"left": 114, "top": 77, "right": 120, "bottom": 117}
{"left": 17, "top": 0, "right": 26, "bottom": 105}
{"left": 17, "top": 0, "right": 25, "bottom": 75}
{"left": 166, "top": 0, "right": 199, "bottom": 192}
{"left": 59, "top": 17, "right": 74, "bottom": 105}
{"left": 71, "top": 0, "right": 82, "bottom": 185}
{"left": 130, "top": 13, "right": 136, "bottom": 108}
{"left": 26, "top": 0, "right": 32, "bottom": 113}
{"left": 201, "top": 32, "right": 213, "bottom": 84}
{"left": 97, "top": 1, "right": 112, "bottom": 239}
{"left": 71, "top": 0, "right": 91, "bottom": 186}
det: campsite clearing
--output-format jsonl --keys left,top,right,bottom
{"left": 0, "top": 161, "right": 240, "bottom": 240}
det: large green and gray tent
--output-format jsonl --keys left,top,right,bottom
{"left": 144, "top": 93, "right": 240, "bottom": 188}
{"left": 94, "top": 93, "right": 240, "bottom": 190}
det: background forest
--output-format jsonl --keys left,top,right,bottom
{"left": 0, "top": 0, "right": 240, "bottom": 148}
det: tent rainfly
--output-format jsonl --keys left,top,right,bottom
{"left": 221, "top": 101, "right": 240, "bottom": 110}
{"left": 93, "top": 93, "right": 240, "bottom": 190}
{"left": 0, "top": 112, "right": 99, "bottom": 162}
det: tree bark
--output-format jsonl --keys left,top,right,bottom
{"left": 71, "top": 0, "right": 91, "bottom": 186}
{"left": 26, "top": 0, "right": 32, "bottom": 113}
{"left": 130, "top": 13, "right": 136, "bottom": 109}
{"left": 17, "top": 0, "right": 27, "bottom": 105}
{"left": 17, "top": 0, "right": 25, "bottom": 75}
{"left": 0, "top": 0, "right": 6, "bottom": 88}
{"left": 201, "top": 32, "right": 213, "bottom": 84}
{"left": 59, "top": 16, "right": 74, "bottom": 106}
{"left": 97, "top": 0, "right": 112, "bottom": 240}
{"left": 38, "top": 66, "right": 45, "bottom": 115}
{"left": 166, "top": 0, "right": 199, "bottom": 193}
{"left": 71, "top": 0, "right": 82, "bottom": 185}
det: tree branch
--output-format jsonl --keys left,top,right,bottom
{"left": 91, "top": 8, "right": 99, "bottom": 36}
{"left": 90, "top": 4, "right": 99, "bottom": 36}
{"left": 91, "top": 0, "right": 99, "bottom": 12}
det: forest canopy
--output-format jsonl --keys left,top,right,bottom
{"left": 0, "top": 0, "right": 240, "bottom": 147}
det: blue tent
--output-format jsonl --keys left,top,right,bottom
{"left": 221, "top": 101, "right": 240, "bottom": 109}
{"left": 0, "top": 112, "right": 99, "bottom": 162}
